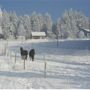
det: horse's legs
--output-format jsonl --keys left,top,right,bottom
{"left": 24, "top": 59, "right": 25, "bottom": 69}
{"left": 32, "top": 56, "right": 34, "bottom": 61}
{"left": 29, "top": 56, "right": 31, "bottom": 61}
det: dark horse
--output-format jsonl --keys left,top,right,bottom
{"left": 20, "top": 47, "right": 28, "bottom": 60}
{"left": 29, "top": 49, "right": 35, "bottom": 61}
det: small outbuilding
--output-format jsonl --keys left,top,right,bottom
{"left": 78, "top": 28, "right": 90, "bottom": 38}
{"left": 31, "top": 32, "right": 46, "bottom": 39}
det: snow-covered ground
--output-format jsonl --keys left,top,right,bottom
{"left": 0, "top": 39, "right": 90, "bottom": 89}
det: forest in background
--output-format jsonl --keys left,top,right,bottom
{"left": 1, "top": 8, "right": 90, "bottom": 39}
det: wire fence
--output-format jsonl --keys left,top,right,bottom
{"left": 5, "top": 46, "right": 90, "bottom": 78}
{"left": 0, "top": 39, "right": 90, "bottom": 78}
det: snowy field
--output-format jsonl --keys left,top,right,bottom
{"left": 0, "top": 39, "right": 90, "bottom": 89}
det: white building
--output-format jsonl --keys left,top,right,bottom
{"left": 31, "top": 32, "right": 46, "bottom": 39}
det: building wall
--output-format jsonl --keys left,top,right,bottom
{"left": 32, "top": 36, "right": 45, "bottom": 39}
{"left": 87, "top": 33, "right": 90, "bottom": 38}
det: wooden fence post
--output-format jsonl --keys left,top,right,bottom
{"left": 44, "top": 55, "right": 47, "bottom": 78}
{"left": 10, "top": 51, "right": 11, "bottom": 60}
{"left": 57, "top": 36, "right": 59, "bottom": 47}
{"left": 4, "top": 42, "right": 7, "bottom": 55}
{"left": 86, "top": 47, "right": 88, "bottom": 63}
{"left": 15, "top": 53, "right": 16, "bottom": 63}
{"left": 24, "top": 59, "right": 25, "bottom": 70}
{"left": 5, "top": 40, "right": 8, "bottom": 56}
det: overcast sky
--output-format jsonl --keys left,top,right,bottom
{"left": 0, "top": 0, "right": 90, "bottom": 21}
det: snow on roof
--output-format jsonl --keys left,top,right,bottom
{"left": 31, "top": 32, "right": 46, "bottom": 36}
{"left": 83, "top": 29, "right": 90, "bottom": 32}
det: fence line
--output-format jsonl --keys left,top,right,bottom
{"left": 6, "top": 48, "right": 90, "bottom": 78}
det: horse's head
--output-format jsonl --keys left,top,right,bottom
{"left": 20, "top": 47, "right": 23, "bottom": 51}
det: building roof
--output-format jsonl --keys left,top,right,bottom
{"left": 83, "top": 29, "right": 90, "bottom": 32}
{"left": 79, "top": 28, "right": 90, "bottom": 33}
{"left": 31, "top": 32, "right": 46, "bottom": 36}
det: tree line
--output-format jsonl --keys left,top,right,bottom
{"left": 1, "top": 8, "right": 90, "bottom": 39}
